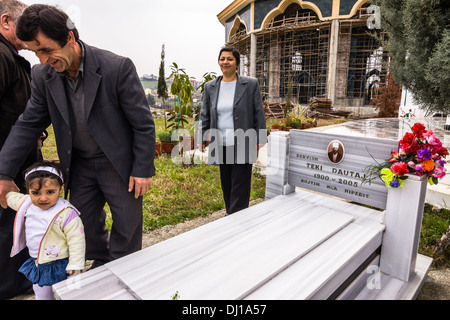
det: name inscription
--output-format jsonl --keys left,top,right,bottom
{"left": 288, "top": 130, "right": 397, "bottom": 210}
{"left": 296, "top": 153, "right": 370, "bottom": 200}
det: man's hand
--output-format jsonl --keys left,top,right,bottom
{"left": 128, "top": 176, "right": 152, "bottom": 199}
{"left": 0, "top": 180, "right": 19, "bottom": 209}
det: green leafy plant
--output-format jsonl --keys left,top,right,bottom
{"left": 157, "top": 131, "right": 173, "bottom": 143}
{"left": 282, "top": 112, "right": 302, "bottom": 129}
{"left": 167, "top": 63, "right": 195, "bottom": 130}
{"left": 195, "top": 71, "right": 217, "bottom": 122}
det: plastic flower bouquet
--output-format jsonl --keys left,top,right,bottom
{"left": 365, "top": 123, "right": 449, "bottom": 188}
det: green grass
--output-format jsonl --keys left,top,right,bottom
{"left": 141, "top": 154, "right": 265, "bottom": 231}
{"left": 40, "top": 126, "right": 58, "bottom": 161}
{"left": 420, "top": 204, "right": 450, "bottom": 268}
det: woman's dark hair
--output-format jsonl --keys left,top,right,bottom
{"left": 23, "top": 160, "right": 66, "bottom": 192}
{"left": 16, "top": 4, "right": 79, "bottom": 48}
{"left": 218, "top": 46, "right": 240, "bottom": 67}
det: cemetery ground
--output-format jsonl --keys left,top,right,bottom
{"left": 14, "top": 118, "right": 449, "bottom": 300}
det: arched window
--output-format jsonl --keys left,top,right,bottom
{"left": 270, "top": 3, "right": 319, "bottom": 28}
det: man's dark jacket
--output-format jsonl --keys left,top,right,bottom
{"left": 0, "top": 33, "right": 38, "bottom": 299}
{"left": 0, "top": 34, "right": 32, "bottom": 151}
{"left": 0, "top": 41, "right": 156, "bottom": 191}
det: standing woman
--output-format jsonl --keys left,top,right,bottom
{"left": 200, "top": 46, "right": 266, "bottom": 215}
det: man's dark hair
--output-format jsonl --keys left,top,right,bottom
{"left": 218, "top": 46, "right": 240, "bottom": 67}
{"left": 16, "top": 4, "right": 79, "bottom": 48}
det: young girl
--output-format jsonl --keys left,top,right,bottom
{"left": 7, "top": 161, "right": 85, "bottom": 300}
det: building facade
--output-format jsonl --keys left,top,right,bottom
{"left": 218, "top": 0, "right": 389, "bottom": 113}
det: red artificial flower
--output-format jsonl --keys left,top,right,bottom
{"left": 400, "top": 132, "right": 416, "bottom": 154}
{"left": 391, "top": 162, "right": 409, "bottom": 176}
{"left": 400, "top": 132, "right": 415, "bottom": 146}
{"left": 411, "top": 123, "right": 426, "bottom": 138}
{"left": 438, "top": 147, "right": 449, "bottom": 157}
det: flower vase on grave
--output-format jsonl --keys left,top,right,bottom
{"left": 380, "top": 174, "right": 428, "bottom": 282}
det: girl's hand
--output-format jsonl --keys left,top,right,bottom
{"left": 68, "top": 270, "right": 81, "bottom": 277}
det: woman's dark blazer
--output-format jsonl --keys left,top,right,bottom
{"left": 200, "top": 74, "right": 267, "bottom": 165}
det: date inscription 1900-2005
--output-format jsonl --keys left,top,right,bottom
{"left": 296, "top": 153, "right": 370, "bottom": 199}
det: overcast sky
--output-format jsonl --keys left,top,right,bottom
{"left": 20, "top": 0, "right": 232, "bottom": 80}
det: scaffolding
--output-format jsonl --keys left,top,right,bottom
{"left": 336, "top": 21, "right": 389, "bottom": 106}
{"left": 228, "top": 32, "right": 251, "bottom": 77}
{"left": 254, "top": 24, "right": 331, "bottom": 104}
{"left": 227, "top": 3, "right": 390, "bottom": 110}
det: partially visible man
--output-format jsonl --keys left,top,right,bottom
{"left": 0, "top": 0, "right": 39, "bottom": 299}
{"left": 0, "top": 4, "right": 155, "bottom": 267}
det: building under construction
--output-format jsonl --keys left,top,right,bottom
{"left": 217, "top": 0, "right": 389, "bottom": 116}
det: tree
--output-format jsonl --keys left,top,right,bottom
{"left": 376, "top": 0, "right": 450, "bottom": 114}
{"left": 157, "top": 44, "right": 169, "bottom": 128}
{"left": 370, "top": 73, "right": 402, "bottom": 117}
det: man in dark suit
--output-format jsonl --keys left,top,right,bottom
{"left": 0, "top": 0, "right": 38, "bottom": 299}
{"left": 0, "top": 4, "right": 155, "bottom": 266}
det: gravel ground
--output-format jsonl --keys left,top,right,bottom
{"left": 417, "top": 268, "right": 450, "bottom": 300}
{"left": 11, "top": 200, "right": 449, "bottom": 300}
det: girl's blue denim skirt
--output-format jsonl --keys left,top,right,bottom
{"left": 19, "top": 257, "right": 69, "bottom": 287}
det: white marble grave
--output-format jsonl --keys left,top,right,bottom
{"left": 53, "top": 128, "right": 433, "bottom": 300}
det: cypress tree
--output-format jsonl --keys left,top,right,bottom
{"left": 157, "top": 44, "right": 169, "bottom": 128}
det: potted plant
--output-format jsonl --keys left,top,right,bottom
{"left": 281, "top": 112, "right": 302, "bottom": 131}
{"left": 290, "top": 118, "right": 301, "bottom": 129}
{"left": 303, "top": 118, "right": 317, "bottom": 129}
{"left": 158, "top": 131, "right": 175, "bottom": 154}
{"left": 280, "top": 117, "right": 289, "bottom": 131}
{"left": 172, "top": 129, "right": 194, "bottom": 154}
{"left": 155, "top": 141, "right": 162, "bottom": 157}
{"left": 270, "top": 119, "right": 282, "bottom": 131}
